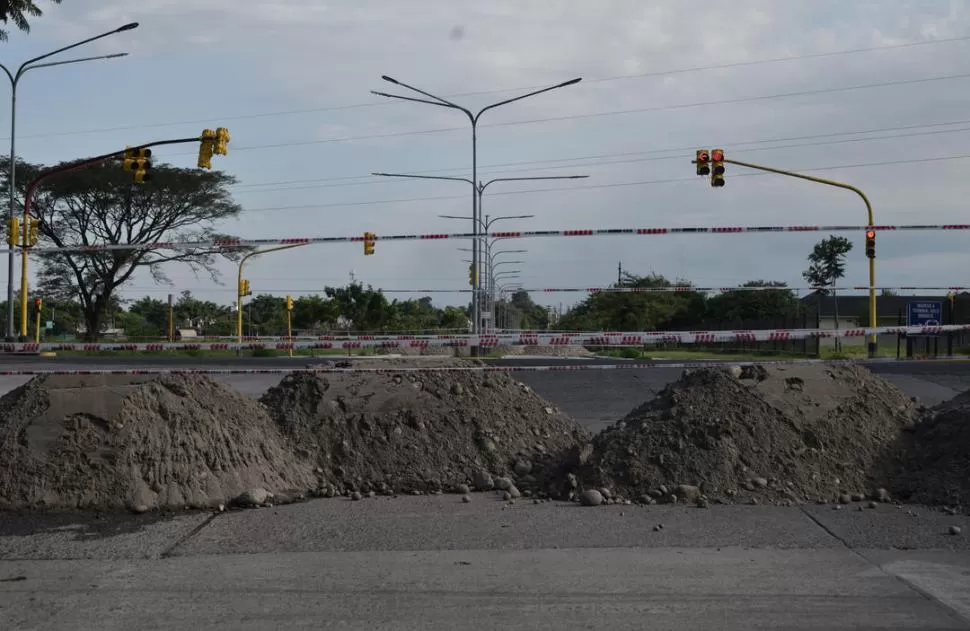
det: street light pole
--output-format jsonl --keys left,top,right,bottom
{"left": 0, "top": 21, "right": 137, "bottom": 339}
{"left": 371, "top": 75, "right": 582, "bottom": 353}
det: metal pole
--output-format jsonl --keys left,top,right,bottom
{"left": 471, "top": 122, "right": 479, "bottom": 349}
{"left": 6, "top": 80, "right": 16, "bottom": 339}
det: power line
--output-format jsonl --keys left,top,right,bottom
{"left": 12, "top": 35, "right": 970, "bottom": 142}
{"left": 229, "top": 121, "right": 970, "bottom": 196}
{"left": 148, "top": 71, "right": 970, "bottom": 158}
{"left": 233, "top": 152, "right": 970, "bottom": 215}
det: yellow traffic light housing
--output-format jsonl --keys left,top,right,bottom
{"left": 214, "top": 127, "right": 231, "bottom": 156}
{"left": 710, "top": 148, "right": 725, "bottom": 187}
{"left": 122, "top": 146, "right": 138, "bottom": 172}
{"left": 25, "top": 217, "right": 39, "bottom": 246}
{"left": 695, "top": 149, "right": 710, "bottom": 176}
{"left": 33, "top": 297, "right": 42, "bottom": 312}
{"left": 132, "top": 148, "right": 152, "bottom": 184}
{"left": 239, "top": 278, "right": 251, "bottom": 297}
{"left": 7, "top": 217, "right": 19, "bottom": 246}
{"left": 198, "top": 129, "right": 216, "bottom": 169}
{"left": 363, "top": 231, "right": 376, "bottom": 256}
{"left": 286, "top": 295, "right": 294, "bottom": 312}
{"left": 468, "top": 263, "right": 477, "bottom": 288}
{"left": 865, "top": 230, "right": 876, "bottom": 259}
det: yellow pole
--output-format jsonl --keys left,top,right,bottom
{"left": 720, "top": 158, "right": 877, "bottom": 358}
{"left": 18, "top": 211, "right": 28, "bottom": 338}
{"left": 34, "top": 303, "right": 40, "bottom": 343}
{"left": 287, "top": 307, "right": 293, "bottom": 358}
{"left": 236, "top": 244, "right": 306, "bottom": 343}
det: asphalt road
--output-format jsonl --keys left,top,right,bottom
{"left": 2, "top": 497, "right": 970, "bottom": 629}
{"left": 0, "top": 355, "right": 967, "bottom": 433}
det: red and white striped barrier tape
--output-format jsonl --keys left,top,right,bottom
{"left": 8, "top": 223, "right": 970, "bottom": 255}
{"left": 378, "top": 285, "right": 970, "bottom": 294}
{"left": 10, "top": 324, "right": 968, "bottom": 352}
{"left": 0, "top": 356, "right": 968, "bottom": 376}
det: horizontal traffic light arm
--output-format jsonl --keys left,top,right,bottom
{"left": 715, "top": 157, "right": 874, "bottom": 226}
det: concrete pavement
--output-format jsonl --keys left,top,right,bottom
{"left": 2, "top": 497, "right": 970, "bottom": 629}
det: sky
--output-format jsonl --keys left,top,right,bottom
{"left": 2, "top": 0, "right": 970, "bottom": 311}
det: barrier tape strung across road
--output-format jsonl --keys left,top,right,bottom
{"left": 5, "top": 222, "right": 970, "bottom": 255}
{"left": 9, "top": 324, "right": 969, "bottom": 352}
{"left": 377, "top": 285, "right": 970, "bottom": 294}
{"left": 0, "top": 356, "right": 968, "bottom": 376}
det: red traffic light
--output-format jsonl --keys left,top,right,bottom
{"left": 696, "top": 149, "right": 710, "bottom": 162}
{"left": 33, "top": 298, "right": 41, "bottom": 306}
{"left": 865, "top": 230, "right": 876, "bottom": 239}
{"left": 711, "top": 149, "right": 724, "bottom": 162}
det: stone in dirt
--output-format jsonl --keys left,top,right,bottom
{"left": 572, "top": 365, "right": 918, "bottom": 504}
{"left": 259, "top": 370, "right": 590, "bottom": 495}
{"left": 888, "top": 388, "right": 970, "bottom": 510}
{"left": 0, "top": 374, "right": 315, "bottom": 512}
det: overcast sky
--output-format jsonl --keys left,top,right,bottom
{"left": 3, "top": 0, "right": 969, "bottom": 310}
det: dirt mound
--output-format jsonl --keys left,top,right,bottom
{"left": 888, "top": 390, "right": 970, "bottom": 509}
{"left": 575, "top": 364, "right": 918, "bottom": 504}
{"left": 259, "top": 370, "right": 591, "bottom": 495}
{"left": 0, "top": 374, "right": 315, "bottom": 512}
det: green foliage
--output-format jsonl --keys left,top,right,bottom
{"left": 802, "top": 235, "right": 853, "bottom": 293}
{"left": 0, "top": 0, "right": 60, "bottom": 41}
{"left": 555, "top": 273, "right": 704, "bottom": 331}
{"left": 705, "top": 281, "right": 798, "bottom": 323}
{"left": 0, "top": 157, "right": 243, "bottom": 340}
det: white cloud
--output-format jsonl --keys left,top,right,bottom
{"left": 6, "top": 0, "right": 970, "bottom": 311}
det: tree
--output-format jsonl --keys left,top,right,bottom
{"left": 0, "top": 0, "right": 61, "bottom": 41}
{"left": 324, "top": 283, "right": 395, "bottom": 331}
{"left": 706, "top": 281, "right": 798, "bottom": 326}
{"left": 555, "top": 273, "right": 705, "bottom": 331}
{"left": 802, "top": 235, "right": 853, "bottom": 349}
{"left": 1, "top": 159, "right": 244, "bottom": 340}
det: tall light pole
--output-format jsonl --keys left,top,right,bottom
{"left": 442, "top": 213, "right": 538, "bottom": 333}
{"left": 370, "top": 75, "right": 582, "bottom": 353}
{"left": 458, "top": 244, "right": 527, "bottom": 333}
{"left": 373, "top": 171, "right": 587, "bottom": 335}
{"left": 0, "top": 21, "right": 137, "bottom": 339}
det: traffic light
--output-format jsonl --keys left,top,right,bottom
{"left": 214, "top": 127, "right": 230, "bottom": 156}
{"left": 865, "top": 230, "right": 876, "bottom": 259}
{"left": 695, "top": 149, "right": 710, "bottom": 176}
{"left": 25, "top": 217, "right": 39, "bottom": 246}
{"left": 132, "top": 148, "right": 152, "bottom": 184}
{"left": 286, "top": 295, "right": 294, "bottom": 312}
{"left": 238, "top": 278, "right": 251, "bottom": 297}
{"left": 7, "top": 217, "right": 18, "bottom": 246}
{"left": 122, "top": 146, "right": 138, "bottom": 172}
{"left": 468, "top": 263, "right": 477, "bottom": 288}
{"left": 33, "top": 297, "right": 42, "bottom": 312}
{"left": 363, "top": 231, "right": 375, "bottom": 256}
{"left": 198, "top": 129, "right": 216, "bottom": 169}
{"left": 710, "top": 148, "right": 725, "bottom": 187}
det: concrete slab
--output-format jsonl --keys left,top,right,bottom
{"left": 0, "top": 512, "right": 212, "bottom": 560}
{"left": 172, "top": 496, "right": 837, "bottom": 557}
{"left": 803, "top": 504, "right": 970, "bottom": 550}
{"left": 0, "top": 547, "right": 965, "bottom": 630}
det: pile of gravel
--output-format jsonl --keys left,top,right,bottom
{"left": 888, "top": 390, "right": 970, "bottom": 509}
{"left": 573, "top": 364, "right": 918, "bottom": 505}
{"left": 259, "top": 369, "right": 591, "bottom": 496}
{"left": 0, "top": 374, "right": 315, "bottom": 512}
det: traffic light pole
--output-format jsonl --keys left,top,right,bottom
{"left": 718, "top": 157, "right": 878, "bottom": 358}
{"left": 15, "top": 136, "right": 208, "bottom": 339}
{"left": 236, "top": 244, "right": 306, "bottom": 343}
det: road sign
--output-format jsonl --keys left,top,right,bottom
{"left": 907, "top": 301, "right": 943, "bottom": 326}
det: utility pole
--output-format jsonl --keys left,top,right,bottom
{"left": 617, "top": 261, "right": 622, "bottom": 284}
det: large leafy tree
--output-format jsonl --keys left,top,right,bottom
{"left": 706, "top": 280, "right": 799, "bottom": 326}
{"left": 324, "top": 283, "right": 395, "bottom": 332}
{"left": 1, "top": 158, "right": 244, "bottom": 340}
{"left": 556, "top": 273, "right": 705, "bottom": 331}
{"left": 0, "top": 0, "right": 60, "bottom": 41}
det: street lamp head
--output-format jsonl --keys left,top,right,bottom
{"left": 371, "top": 90, "right": 396, "bottom": 99}
{"left": 558, "top": 77, "right": 582, "bottom": 88}
{"left": 568, "top": 175, "right": 589, "bottom": 179}
{"left": 381, "top": 75, "right": 400, "bottom": 85}
{"left": 117, "top": 22, "right": 139, "bottom": 32}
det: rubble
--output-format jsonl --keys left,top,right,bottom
{"left": 572, "top": 364, "right": 918, "bottom": 504}
{"left": 0, "top": 374, "right": 315, "bottom": 512}
{"left": 259, "top": 369, "right": 590, "bottom": 496}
